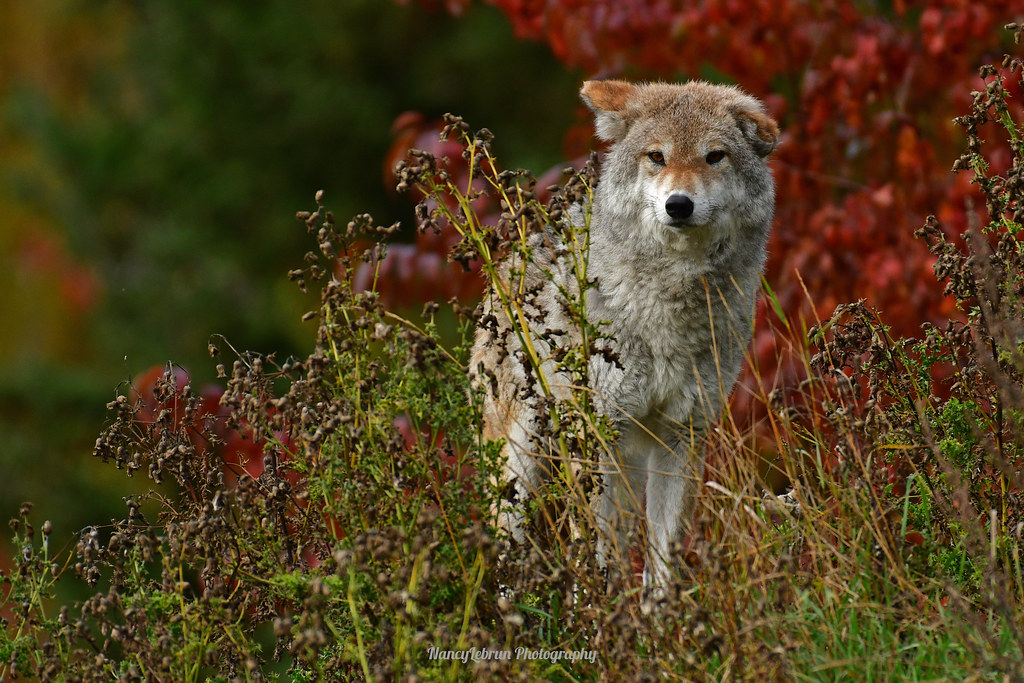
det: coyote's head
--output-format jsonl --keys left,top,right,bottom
{"left": 580, "top": 79, "right": 778, "bottom": 257}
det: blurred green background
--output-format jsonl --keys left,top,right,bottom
{"left": 0, "top": 0, "right": 581, "bottom": 544}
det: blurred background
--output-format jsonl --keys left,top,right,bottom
{"left": 1, "top": 0, "right": 1020, "bottom": 557}
{"left": 0, "top": 0, "right": 581, "bottom": 543}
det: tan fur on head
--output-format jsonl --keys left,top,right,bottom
{"left": 733, "top": 109, "right": 780, "bottom": 156}
{"left": 582, "top": 78, "right": 780, "bottom": 157}
{"left": 580, "top": 80, "right": 637, "bottom": 141}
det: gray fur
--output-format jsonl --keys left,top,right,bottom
{"left": 471, "top": 80, "right": 779, "bottom": 586}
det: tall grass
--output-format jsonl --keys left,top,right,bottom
{"left": 2, "top": 47, "right": 1024, "bottom": 682}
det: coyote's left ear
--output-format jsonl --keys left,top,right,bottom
{"left": 732, "top": 102, "right": 780, "bottom": 157}
{"left": 580, "top": 80, "right": 636, "bottom": 142}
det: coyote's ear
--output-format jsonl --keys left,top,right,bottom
{"left": 733, "top": 104, "right": 780, "bottom": 157}
{"left": 580, "top": 80, "right": 636, "bottom": 142}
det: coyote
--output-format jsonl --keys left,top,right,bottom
{"left": 470, "top": 79, "right": 779, "bottom": 586}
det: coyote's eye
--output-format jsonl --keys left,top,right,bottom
{"left": 647, "top": 151, "right": 665, "bottom": 165}
{"left": 705, "top": 150, "right": 727, "bottom": 164}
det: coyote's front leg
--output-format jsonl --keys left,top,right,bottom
{"left": 642, "top": 437, "right": 705, "bottom": 587}
{"left": 490, "top": 423, "right": 548, "bottom": 547}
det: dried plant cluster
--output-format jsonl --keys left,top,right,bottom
{"left": 3, "top": 47, "right": 1024, "bottom": 682}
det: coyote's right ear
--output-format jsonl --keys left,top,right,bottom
{"left": 580, "top": 80, "right": 636, "bottom": 142}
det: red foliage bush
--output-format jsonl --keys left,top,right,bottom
{"left": 380, "top": 1, "right": 1024, "bottom": 433}
{"left": 131, "top": 364, "right": 473, "bottom": 528}
{"left": 130, "top": 364, "right": 292, "bottom": 487}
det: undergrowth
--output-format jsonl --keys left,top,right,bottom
{"left": 3, "top": 38, "right": 1024, "bottom": 682}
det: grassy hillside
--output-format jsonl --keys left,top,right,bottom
{"left": 2, "top": 50, "right": 1024, "bottom": 683}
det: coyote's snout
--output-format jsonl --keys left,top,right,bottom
{"left": 471, "top": 79, "right": 779, "bottom": 586}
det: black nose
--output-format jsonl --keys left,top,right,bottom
{"left": 665, "top": 194, "right": 694, "bottom": 220}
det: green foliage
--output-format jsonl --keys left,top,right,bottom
{"left": 938, "top": 398, "right": 984, "bottom": 469}
{"left": 806, "top": 52, "right": 1024, "bottom": 646}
